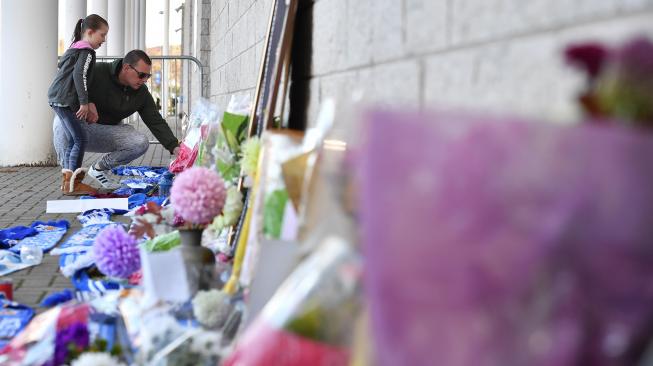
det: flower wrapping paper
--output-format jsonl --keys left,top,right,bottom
{"left": 360, "top": 110, "right": 653, "bottom": 366}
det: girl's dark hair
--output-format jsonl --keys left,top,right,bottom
{"left": 71, "top": 14, "right": 108, "bottom": 43}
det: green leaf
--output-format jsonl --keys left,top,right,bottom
{"left": 263, "top": 189, "right": 288, "bottom": 239}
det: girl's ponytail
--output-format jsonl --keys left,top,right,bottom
{"left": 71, "top": 18, "right": 83, "bottom": 43}
{"left": 70, "top": 14, "right": 107, "bottom": 45}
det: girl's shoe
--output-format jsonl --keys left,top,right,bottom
{"left": 66, "top": 168, "right": 97, "bottom": 196}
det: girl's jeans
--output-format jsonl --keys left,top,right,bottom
{"left": 51, "top": 106, "right": 87, "bottom": 170}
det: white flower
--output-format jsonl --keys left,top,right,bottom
{"left": 241, "top": 137, "right": 261, "bottom": 178}
{"left": 189, "top": 330, "right": 222, "bottom": 357}
{"left": 192, "top": 289, "right": 231, "bottom": 328}
{"left": 209, "top": 186, "right": 243, "bottom": 232}
{"left": 71, "top": 352, "right": 126, "bottom": 366}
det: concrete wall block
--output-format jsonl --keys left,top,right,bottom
{"left": 236, "top": 0, "right": 245, "bottom": 19}
{"left": 210, "top": 66, "right": 221, "bottom": 96}
{"left": 225, "top": 32, "right": 233, "bottom": 61}
{"left": 225, "top": 60, "right": 235, "bottom": 91}
{"left": 426, "top": 12, "right": 653, "bottom": 122}
{"left": 255, "top": 0, "right": 266, "bottom": 42}
{"left": 360, "top": 60, "right": 421, "bottom": 107}
{"left": 346, "top": 0, "right": 373, "bottom": 68}
{"left": 241, "top": 0, "right": 255, "bottom": 18}
{"left": 559, "top": 10, "right": 653, "bottom": 43}
{"left": 214, "top": 39, "right": 225, "bottom": 67}
{"left": 405, "top": 0, "right": 448, "bottom": 54}
{"left": 219, "top": 67, "right": 228, "bottom": 94}
{"left": 218, "top": 13, "right": 229, "bottom": 40}
{"left": 424, "top": 39, "right": 580, "bottom": 121}
{"left": 318, "top": 72, "right": 358, "bottom": 107}
{"left": 228, "top": 1, "right": 237, "bottom": 29}
{"left": 235, "top": 18, "right": 247, "bottom": 55}
{"left": 216, "top": 0, "right": 228, "bottom": 16}
{"left": 312, "top": 0, "right": 349, "bottom": 75}
{"left": 423, "top": 49, "right": 476, "bottom": 108}
{"left": 620, "top": 0, "right": 653, "bottom": 10}
{"left": 246, "top": 46, "right": 258, "bottom": 87}
{"left": 246, "top": 9, "right": 257, "bottom": 49}
{"left": 243, "top": 10, "right": 253, "bottom": 49}
{"left": 253, "top": 40, "right": 262, "bottom": 86}
{"left": 371, "top": 0, "right": 405, "bottom": 63}
{"left": 451, "top": 0, "right": 621, "bottom": 45}
{"left": 212, "top": 1, "right": 221, "bottom": 26}
{"left": 234, "top": 57, "right": 242, "bottom": 90}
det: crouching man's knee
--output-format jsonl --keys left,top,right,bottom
{"left": 133, "top": 133, "right": 150, "bottom": 156}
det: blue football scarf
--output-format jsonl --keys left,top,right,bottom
{"left": 71, "top": 268, "right": 122, "bottom": 295}
{"left": 0, "top": 296, "right": 35, "bottom": 349}
{"left": 8, "top": 220, "right": 70, "bottom": 254}
{"left": 112, "top": 166, "right": 166, "bottom": 177}
{"left": 0, "top": 226, "right": 37, "bottom": 248}
{"left": 51, "top": 223, "right": 123, "bottom": 277}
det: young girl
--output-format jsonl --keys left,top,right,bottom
{"left": 48, "top": 14, "right": 108, "bottom": 195}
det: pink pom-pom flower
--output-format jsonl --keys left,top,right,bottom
{"left": 171, "top": 167, "right": 227, "bottom": 225}
{"left": 93, "top": 225, "right": 141, "bottom": 278}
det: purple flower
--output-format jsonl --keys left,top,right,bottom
{"left": 615, "top": 36, "right": 653, "bottom": 77}
{"left": 50, "top": 322, "right": 89, "bottom": 366}
{"left": 565, "top": 36, "right": 653, "bottom": 125}
{"left": 93, "top": 226, "right": 141, "bottom": 278}
{"left": 564, "top": 42, "right": 609, "bottom": 79}
{"left": 171, "top": 167, "right": 227, "bottom": 225}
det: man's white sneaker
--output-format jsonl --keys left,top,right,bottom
{"left": 88, "top": 165, "right": 122, "bottom": 190}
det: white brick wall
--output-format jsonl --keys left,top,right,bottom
{"left": 200, "top": 0, "right": 653, "bottom": 125}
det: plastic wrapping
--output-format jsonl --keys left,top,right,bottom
{"left": 170, "top": 99, "right": 222, "bottom": 173}
{"left": 225, "top": 237, "right": 361, "bottom": 365}
{"left": 211, "top": 94, "right": 252, "bottom": 184}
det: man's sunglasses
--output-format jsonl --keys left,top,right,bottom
{"left": 127, "top": 64, "right": 152, "bottom": 80}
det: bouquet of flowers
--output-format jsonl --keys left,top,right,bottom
{"left": 565, "top": 36, "right": 653, "bottom": 126}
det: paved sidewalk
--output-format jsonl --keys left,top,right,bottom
{"left": 0, "top": 144, "right": 171, "bottom": 311}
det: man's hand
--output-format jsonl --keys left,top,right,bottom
{"left": 76, "top": 104, "right": 89, "bottom": 121}
{"left": 87, "top": 103, "right": 99, "bottom": 123}
{"left": 172, "top": 146, "right": 180, "bottom": 156}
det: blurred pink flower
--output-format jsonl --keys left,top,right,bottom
{"left": 171, "top": 167, "right": 227, "bottom": 225}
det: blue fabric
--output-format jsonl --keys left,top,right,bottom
{"left": 52, "top": 223, "right": 123, "bottom": 277}
{"left": 71, "top": 267, "right": 122, "bottom": 295}
{"left": 123, "top": 176, "right": 161, "bottom": 185}
{"left": 40, "top": 289, "right": 74, "bottom": 308}
{"left": 112, "top": 166, "right": 166, "bottom": 177}
{"left": 128, "top": 193, "right": 166, "bottom": 209}
{"left": 113, "top": 185, "right": 155, "bottom": 196}
{"left": 8, "top": 220, "right": 70, "bottom": 254}
{"left": 0, "top": 250, "right": 33, "bottom": 276}
{"left": 0, "top": 225, "right": 38, "bottom": 248}
{"left": 89, "top": 312, "right": 119, "bottom": 352}
{"left": 0, "top": 226, "right": 38, "bottom": 248}
{"left": 0, "top": 296, "right": 35, "bottom": 349}
{"left": 158, "top": 171, "right": 174, "bottom": 198}
{"left": 77, "top": 208, "right": 127, "bottom": 226}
